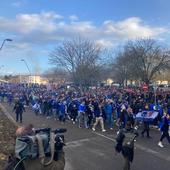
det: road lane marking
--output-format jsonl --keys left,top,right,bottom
{"left": 93, "top": 131, "right": 170, "bottom": 162}
{"left": 66, "top": 138, "right": 90, "bottom": 144}
{"left": 66, "top": 138, "right": 94, "bottom": 148}
{"left": 92, "top": 131, "right": 116, "bottom": 142}
{"left": 64, "top": 159, "right": 74, "bottom": 170}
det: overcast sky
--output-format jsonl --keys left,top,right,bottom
{"left": 0, "top": 0, "right": 170, "bottom": 75}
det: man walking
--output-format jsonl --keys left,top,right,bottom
{"left": 104, "top": 99, "right": 114, "bottom": 130}
{"left": 78, "top": 100, "right": 87, "bottom": 128}
{"left": 13, "top": 100, "right": 25, "bottom": 123}
{"left": 115, "top": 121, "right": 138, "bottom": 170}
{"left": 92, "top": 100, "right": 106, "bottom": 132}
{"left": 158, "top": 113, "right": 170, "bottom": 148}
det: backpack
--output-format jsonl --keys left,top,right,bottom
{"left": 5, "top": 128, "right": 66, "bottom": 170}
{"left": 15, "top": 128, "right": 58, "bottom": 167}
{"left": 122, "top": 131, "right": 136, "bottom": 149}
{"left": 15, "top": 133, "right": 50, "bottom": 160}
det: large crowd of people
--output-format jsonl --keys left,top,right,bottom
{"left": 0, "top": 83, "right": 169, "bottom": 149}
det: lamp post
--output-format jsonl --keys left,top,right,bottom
{"left": 0, "top": 39, "right": 13, "bottom": 51}
{"left": 21, "top": 59, "right": 31, "bottom": 84}
{"left": 153, "top": 82, "right": 157, "bottom": 106}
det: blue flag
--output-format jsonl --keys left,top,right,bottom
{"left": 135, "top": 111, "right": 159, "bottom": 122}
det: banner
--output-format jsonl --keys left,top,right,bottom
{"left": 135, "top": 110, "right": 159, "bottom": 122}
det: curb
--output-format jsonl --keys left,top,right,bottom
{"left": 0, "top": 103, "right": 18, "bottom": 127}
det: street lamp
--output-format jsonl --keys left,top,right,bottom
{"left": 0, "top": 39, "right": 13, "bottom": 51}
{"left": 20, "top": 59, "right": 31, "bottom": 75}
{"left": 153, "top": 82, "right": 157, "bottom": 106}
{"left": 21, "top": 59, "right": 31, "bottom": 84}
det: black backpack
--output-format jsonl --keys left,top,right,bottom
{"left": 122, "top": 131, "right": 136, "bottom": 149}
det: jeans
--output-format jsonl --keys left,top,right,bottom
{"left": 78, "top": 112, "right": 88, "bottom": 128}
{"left": 71, "top": 111, "right": 78, "bottom": 122}
{"left": 16, "top": 112, "right": 23, "bottom": 123}
{"left": 106, "top": 114, "right": 114, "bottom": 128}
{"left": 160, "top": 131, "right": 170, "bottom": 143}
{"left": 141, "top": 123, "right": 150, "bottom": 137}
{"left": 123, "top": 156, "right": 130, "bottom": 170}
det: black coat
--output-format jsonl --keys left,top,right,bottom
{"left": 13, "top": 102, "right": 25, "bottom": 114}
{"left": 115, "top": 128, "right": 138, "bottom": 162}
{"left": 161, "top": 117, "right": 169, "bottom": 132}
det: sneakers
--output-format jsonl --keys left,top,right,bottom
{"left": 158, "top": 141, "right": 164, "bottom": 148}
{"left": 92, "top": 128, "right": 106, "bottom": 132}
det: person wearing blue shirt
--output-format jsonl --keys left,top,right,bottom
{"left": 158, "top": 113, "right": 170, "bottom": 148}
{"left": 78, "top": 101, "right": 87, "bottom": 128}
{"left": 59, "top": 101, "right": 67, "bottom": 123}
{"left": 104, "top": 99, "right": 114, "bottom": 130}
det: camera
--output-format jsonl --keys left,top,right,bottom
{"left": 34, "top": 128, "right": 67, "bottom": 161}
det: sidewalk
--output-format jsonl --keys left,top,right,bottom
{"left": 0, "top": 107, "right": 16, "bottom": 169}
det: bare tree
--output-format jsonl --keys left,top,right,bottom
{"left": 49, "top": 38, "right": 103, "bottom": 88}
{"left": 129, "top": 39, "right": 170, "bottom": 84}
{"left": 112, "top": 39, "right": 170, "bottom": 85}
{"left": 111, "top": 51, "right": 134, "bottom": 86}
{"left": 43, "top": 68, "right": 69, "bottom": 83}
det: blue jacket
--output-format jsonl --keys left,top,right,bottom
{"left": 104, "top": 103, "right": 113, "bottom": 115}
{"left": 78, "top": 103, "right": 86, "bottom": 112}
{"left": 59, "top": 103, "right": 66, "bottom": 114}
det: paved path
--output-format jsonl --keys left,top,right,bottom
{"left": 1, "top": 102, "right": 170, "bottom": 170}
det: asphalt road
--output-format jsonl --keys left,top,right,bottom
{"left": 1, "top": 102, "right": 170, "bottom": 170}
